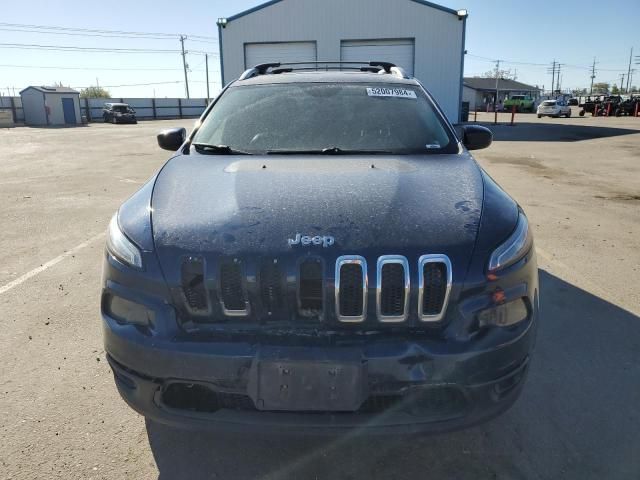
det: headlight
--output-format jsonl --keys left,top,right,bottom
{"left": 488, "top": 212, "right": 533, "bottom": 272}
{"left": 106, "top": 213, "right": 142, "bottom": 268}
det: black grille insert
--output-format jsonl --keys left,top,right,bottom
{"left": 380, "top": 263, "right": 406, "bottom": 316}
{"left": 299, "top": 259, "right": 323, "bottom": 316}
{"left": 220, "top": 262, "right": 247, "bottom": 313}
{"left": 181, "top": 257, "right": 208, "bottom": 312}
{"left": 422, "top": 262, "right": 447, "bottom": 316}
{"left": 338, "top": 262, "right": 364, "bottom": 318}
{"left": 260, "top": 261, "right": 283, "bottom": 314}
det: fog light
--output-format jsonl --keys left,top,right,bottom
{"left": 478, "top": 298, "right": 528, "bottom": 328}
{"left": 104, "top": 293, "right": 154, "bottom": 326}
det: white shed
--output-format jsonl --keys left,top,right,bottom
{"left": 20, "top": 86, "right": 81, "bottom": 126}
{"left": 217, "top": 0, "right": 468, "bottom": 122}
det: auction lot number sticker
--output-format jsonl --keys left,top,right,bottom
{"left": 367, "top": 87, "right": 417, "bottom": 99}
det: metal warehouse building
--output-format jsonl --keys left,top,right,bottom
{"left": 217, "top": 0, "right": 468, "bottom": 122}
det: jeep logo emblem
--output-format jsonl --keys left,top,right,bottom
{"left": 288, "top": 233, "right": 335, "bottom": 248}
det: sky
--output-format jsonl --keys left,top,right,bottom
{"left": 1, "top": 0, "right": 638, "bottom": 99}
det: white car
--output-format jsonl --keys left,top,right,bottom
{"left": 537, "top": 100, "right": 571, "bottom": 118}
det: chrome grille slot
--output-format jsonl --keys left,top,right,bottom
{"left": 298, "top": 259, "right": 323, "bottom": 318}
{"left": 418, "top": 255, "right": 452, "bottom": 322}
{"left": 181, "top": 257, "right": 208, "bottom": 313}
{"left": 335, "top": 256, "right": 367, "bottom": 322}
{"left": 377, "top": 256, "right": 409, "bottom": 322}
{"left": 259, "top": 260, "right": 283, "bottom": 315}
{"left": 220, "top": 261, "right": 249, "bottom": 316}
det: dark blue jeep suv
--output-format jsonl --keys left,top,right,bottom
{"left": 101, "top": 61, "right": 538, "bottom": 434}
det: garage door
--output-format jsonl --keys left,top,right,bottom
{"left": 340, "top": 39, "right": 415, "bottom": 76}
{"left": 244, "top": 42, "right": 317, "bottom": 69}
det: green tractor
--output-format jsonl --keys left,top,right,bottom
{"left": 503, "top": 95, "right": 536, "bottom": 113}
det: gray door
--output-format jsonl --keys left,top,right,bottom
{"left": 341, "top": 39, "right": 415, "bottom": 76}
{"left": 62, "top": 98, "right": 76, "bottom": 124}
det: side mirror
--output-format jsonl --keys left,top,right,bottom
{"left": 462, "top": 125, "right": 493, "bottom": 151}
{"left": 157, "top": 127, "right": 187, "bottom": 151}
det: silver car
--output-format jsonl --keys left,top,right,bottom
{"left": 537, "top": 99, "right": 571, "bottom": 118}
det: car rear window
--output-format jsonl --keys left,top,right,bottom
{"left": 193, "top": 83, "right": 456, "bottom": 154}
{"left": 542, "top": 101, "right": 557, "bottom": 106}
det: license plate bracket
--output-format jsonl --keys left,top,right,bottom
{"left": 248, "top": 348, "right": 366, "bottom": 412}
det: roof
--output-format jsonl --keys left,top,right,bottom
{"left": 233, "top": 70, "right": 420, "bottom": 86}
{"left": 20, "top": 86, "right": 79, "bottom": 95}
{"left": 224, "top": 0, "right": 459, "bottom": 23}
{"left": 463, "top": 77, "right": 539, "bottom": 92}
{"left": 105, "top": 102, "right": 129, "bottom": 107}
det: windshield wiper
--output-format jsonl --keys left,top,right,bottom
{"left": 193, "top": 143, "right": 250, "bottom": 155}
{"left": 267, "top": 147, "right": 394, "bottom": 155}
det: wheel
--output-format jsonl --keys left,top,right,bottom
{"left": 566, "top": 110, "right": 571, "bottom": 118}
{"left": 579, "top": 110, "right": 585, "bottom": 117}
{"left": 537, "top": 114, "right": 542, "bottom": 118}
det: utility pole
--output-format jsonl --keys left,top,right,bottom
{"left": 549, "top": 60, "right": 557, "bottom": 97}
{"left": 180, "top": 35, "right": 190, "bottom": 99}
{"left": 205, "top": 53, "right": 210, "bottom": 101}
{"left": 619, "top": 73, "right": 626, "bottom": 93}
{"left": 590, "top": 58, "right": 597, "bottom": 95}
{"left": 626, "top": 47, "right": 633, "bottom": 93}
{"left": 494, "top": 59, "right": 500, "bottom": 108}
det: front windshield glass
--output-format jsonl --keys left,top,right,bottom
{"left": 193, "top": 83, "right": 456, "bottom": 154}
{"left": 113, "top": 105, "right": 129, "bottom": 113}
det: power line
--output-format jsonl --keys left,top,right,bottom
{"left": 0, "top": 42, "right": 181, "bottom": 53}
{"left": 0, "top": 63, "right": 205, "bottom": 72}
{"left": 71, "top": 80, "right": 182, "bottom": 89}
{"left": 0, "top": 22, "right": 217, "bottom": 40}
{"left": 0, "top": 27, "right": 178, "bottom": 41}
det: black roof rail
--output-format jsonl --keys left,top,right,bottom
{"left": 238, "top": 61, "right": 411, "bottom": 80}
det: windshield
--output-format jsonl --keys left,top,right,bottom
{"left": 192, "top": 83, "right": 456, "bottom": 154}
{"left": 113, "top": 105, "right": 130, "bottom": 113}
{"left": 511, "top": 95, "right": 525, "bottom": 100}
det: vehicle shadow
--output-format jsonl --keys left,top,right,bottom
{"left": 473, "top": 122, "right": 639, "bottom": 142}
{"left": 146, "top": 270, "right": 640, "bottom": 480}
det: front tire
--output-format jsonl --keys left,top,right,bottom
{"left": 537, "top": 114, "right": 542, "bottom": 118}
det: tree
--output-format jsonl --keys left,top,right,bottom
{"left": 80, "top": 86, "right": 111, "bottom": 98}
{"left": 611, "top": 85, "right": 620, "bottom": 94}
{"left": 482, "top": 68, "right": 518, "bottom": 80}
{"left": 631, "top": 86, "right": 639, "bottom": 93}
{"left": 592, "top": 82, "right": 610, "bottom": 94}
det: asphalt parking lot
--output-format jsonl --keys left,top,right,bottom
{"left": 1, "top": 113, "right": 639, "bottom": 479}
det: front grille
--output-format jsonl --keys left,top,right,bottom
{"left": 180, "top": 254, "right": 451, "bottom": 325}
{"left": 336, "top": 256, "right": 367, "bottom": 322}
{"left": 419, "top": 255, "right": 451, "bottom": 321}
{"left": 220, "top": 261, "right": 248, "bottom": 315}
{"left": 377, "top": 256, "right": 409, "bottom": 322}
{"left": 299, "top": 259, "right": 323, "bottom": 317}
{"left": 181, "top": 257, "right": 208, "bottom": 313}
{"left": 260, "top": 260, "right": 283, "bottom": 314}
{"left": 161, "top": 382, "right": 467, "bottom": 418}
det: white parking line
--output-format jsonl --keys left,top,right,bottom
{"left": 0, "top": 232, "right": 105, "bottom": 296}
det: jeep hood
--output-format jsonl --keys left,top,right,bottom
{"left": 151, "top": 152, "right": 484, "bottom": 278}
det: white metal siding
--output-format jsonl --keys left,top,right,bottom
{"left": 45, "top": 93, "right": 81, "bottom": 125}
{"left": 220, "top": 0, "right": 464, "bottom": 122}
{"left": 244, "top": 42, "right": 317, "bottom": 69}
{"left": 340, "top": 39, "right": 414, "bottom": 76}
{"left": 20, "top": 89, "right": 47, "bottom": 126}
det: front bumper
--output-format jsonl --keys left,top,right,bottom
{"left": 104, "top": 312, "right": 536, "bottom": 434}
